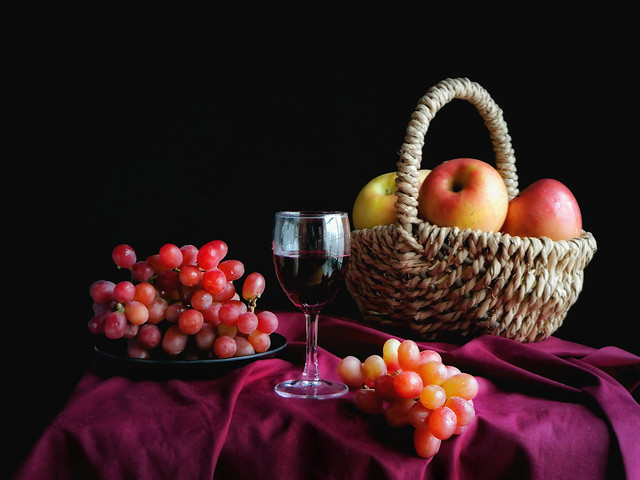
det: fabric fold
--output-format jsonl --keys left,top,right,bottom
{"left": 13, "top": 312, "right": 640, "bottom": 480}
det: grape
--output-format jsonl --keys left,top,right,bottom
{"left": 441, "top": 373, "right": 479, "bottom": 400}
{"left": 124, "top": 301, "right": 149, "bottom": 326}
{"left": 178, "top": 308, "right": 204, "bottom": 335}
{"left": 146, "top": 254, "right": 169, "bottom": 275}
{"left": 88, "top": 311, "right": 107, "bottom": 334}
{"left": 137, "top": 323, "right": 162, "bottom": 349}
{"left": 419, "top": 384, "right": 447, "bottom": 410}
{"left": 233, "top": 336, "right": 255, "bottom": 357}
{"left": 373, "top": 374, "right": 403, "bottom": 402}
{"left": 127, "top": 341, "right": 150, "bottom": 359}
{"left": 194, "top": 323, "right": 216, "bottom": 350}
{"left": 214, "top": 335, "right": 237, "bottom": 358}
{"left": 419, "top": 349, "right": 442, "bottom": 364}
{"left": 113, "top": 281, "right": 136, "bottom": 304}
{"left": 92, "top": 301, "right": 113, "bottom": 315}
{"left": 382, "top": 338, "right": 401, "bottom": 372}
{"left": 130, "top": 261, "right": 154, "bottom": 282}
{"left": 337, "top": 356, "right": 365, "bottom": 388}
{"left": 237, "top": 312, "right": 258, "bottom": 335}
{"left": 363, "top": 355, "right": 387, "bottom": 385}
{"left": 218, "top": 303, "right": 240, "bottom": 326}
{"left": 354, "top": 389, "right": 384, "bottom": 415}
{"left": 190, "top": 289, "right": 213, "bottom": 311}
{"left": 133, "top": 282, "right": 157, "bottom": 306}
{"left": 394, "top": 370, "right": 423, "bottom": 399}
{"left": 202, "top": 303, "right": 222, "bottom": 326}
{"left": 147, "top": 297, "right": 169, "bottom": 325}
{"left": 242, "top": 272, "right": 265, "bottom": 301}
{"left": 90, "top": 280, "right": 115, "bottom": 304}
{"left": 414, "top": 427, "right": 442, "bottom": 458}
{"left": 179, "top": 244, "right": 199, "bottom": 266}
{"left": 218, "top": 259, "right": 245, "bottom": 281}
{"left": 445, "top": 397, "right": 476, "bottom": 426}
{"left": 178, "top": 284, "right": 198, "bottom": 304}
{"left": 256, "top": 310, "right": 279, "bottom": 334}
{"left": 445, "top": 365, "right": 461, "bottom": 379}
{"left": 197, "top": 240, "right": 228, "bottom": 270}
{"left": 248, "top": 330, "right": 270, "bottom": 353}
{"left": 428, "top": 406, "right": 457, "bottom": 440}
{"left": 165, "top": 302, "right": 187, "bottom": 323}
{"left": 155, "top": 270, "right": 180, "bottom": 294}
{"left": 384, "top": 399, "right": 416, "bottom": 428}
{"left": 89, "top": 303, "right": 113, "bottom": 333}
{"left": 408, "top": 401, "right": 433, "bottom": 428}
{"left": 104, "top": 311, "right": 127, "bottom": 339}
{"left": 178, "top": 264, "right": 202, "bottom": 287}
{"left": 112, "top": 244, "right": 136, "bottom": 269}
{"left": 415, "top": 361, "right": 448, "bottom": 386}
{"left": 397, "top": 339, "right": 422, "bottom": 371}
{"left": 202, "top": 268, "right": 227, "bottom": 295}
{"left": 210, "top": 282, "right": 236, "bottom": 303}
{"left": 159, "top": 243, "right": 183, "bottom": 269}
{"left": 217, "top": 324, "right": 238, "bottom": 338}
{"left": 123, "top": 322, "right": 139, "bottom": 339}
{"left": 218, "top": 300, "right": 246, "bottom": 326}
{"left": 162, "top": 325, "right": 188, "bottom": 356}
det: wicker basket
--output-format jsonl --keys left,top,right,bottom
{"left": 345, "top": 77, "right": 597, "bottom": 342}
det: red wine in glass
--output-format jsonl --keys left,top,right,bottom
{"left": 272, "top": 211, "right": 351, "bottom": 399}
{"left": 274, "top": 250, "right": 349, "bottom": 314}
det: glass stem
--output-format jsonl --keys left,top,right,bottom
{"left": 301, "top": 312, "right": 320, "bottom": 382}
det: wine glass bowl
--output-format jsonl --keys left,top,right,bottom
{"left": 272, "top": 211, "right": 351, "bottom": 399}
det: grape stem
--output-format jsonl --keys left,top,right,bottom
{"left": 247, "top": 295, "right": 260, "bottom": 313}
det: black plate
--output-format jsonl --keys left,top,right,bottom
{"left": 93, "top": 333, "right": 287, "bottom": 371}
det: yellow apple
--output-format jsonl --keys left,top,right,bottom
{"left": 417, "top": 158, "right": 508, "bottom": 232}
{"left": 352, "top": 170, "right": 431, "bottom": 230}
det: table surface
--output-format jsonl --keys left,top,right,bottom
{"left": 13, "top": 311, "right": 640, "bottom": 480}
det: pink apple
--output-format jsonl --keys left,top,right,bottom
{"left": 353, "top": 169, "right": 431, "bottom": 230}
{"left": 417, "top": 158, "right": 509, "bottom": 232}
{"left": 501, "top": 178, "right": 582, "bottom": 241}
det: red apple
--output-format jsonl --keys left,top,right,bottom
{"left": 353, "top": 170, "right": 431, "bottom": 230}
{"left": 417, "top": 158, "right": 509, "bottom": 232}
{"left": 501, "top": 178, "right": 582, "bottom": 241}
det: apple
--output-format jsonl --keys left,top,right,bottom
{"left": 501, "top": 178, "right": 582, "bottom": 241}
{"left": 417, "top": 158, "right": 509, "bottom": 232}
{"left": 352, "top": 169, "right": 431, "bottom": 230}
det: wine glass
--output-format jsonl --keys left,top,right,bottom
{"left": 272, "top": 211, "right": 351, "bottom": 399}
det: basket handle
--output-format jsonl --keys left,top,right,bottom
{"left": 394, "top": 77, "right": 519, "bottom": 233}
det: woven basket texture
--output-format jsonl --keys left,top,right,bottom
{"left": 345, "top": 78, "right": 597, "bottom": 342}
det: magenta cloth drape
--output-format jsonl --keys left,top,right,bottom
{"left": 14, "top": 312, "right": 640, "bottom": 479}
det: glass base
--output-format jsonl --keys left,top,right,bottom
{"left": 275, "top": 377, "right": 349, "bottom": 399}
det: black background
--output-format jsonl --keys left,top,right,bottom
{"left": 7, "top": 23, "right": 638, "bottom": 474}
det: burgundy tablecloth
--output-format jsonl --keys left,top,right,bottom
{"left": 14, "top": 312, "right": 640, "bottom": 479}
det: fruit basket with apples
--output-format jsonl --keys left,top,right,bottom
{"left": 345, "top": 77, "right": 597, "bottom": 342}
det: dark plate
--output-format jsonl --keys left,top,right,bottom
{"left": 92, "top": 333, "right": 287, "bottom": 375}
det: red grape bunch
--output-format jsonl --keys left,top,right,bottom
{"left": 337, "top": 338, "right": 478, "bottom": 459}
{"left": 88, "top": 241, "right": 279, "bottom": 360}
